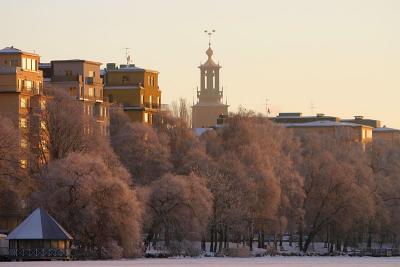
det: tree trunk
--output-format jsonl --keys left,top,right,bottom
{"left": 299, "top": 228, "right": 303, "bottom": 252}
{"left": 210, "top": 227, "right": 214, "bottom": 252}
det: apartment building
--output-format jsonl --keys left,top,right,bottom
{"left": 0, "top": 46, "right": 49, "bottom": 233}
{"left": 40, "top": 60, "right": 109, "bottom": 135}
{"left": 103, "top": 63, "right": 162, "bottom": 124}
{"left": 0, "top": 46, "right": 48, "bottom": 170}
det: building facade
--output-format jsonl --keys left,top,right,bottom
{"left": 373, "top": 127, "right": 400, "bottom": 144}
{"left": 103, "top": 63, "right": 162, "bottom": 124}
{"left": 192, "top": 44, "right": 228, "bottom": 128}
{"left": 286, "top": 120, "right": 373, "bottom": 144}
{"left": 0, "top": 46, "right": 48, "bottom": 171}
{"left": 40, "top": 60, "right": 109, "bottom": 135}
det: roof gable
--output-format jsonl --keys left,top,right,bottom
{"left": 7, "top": 208, "right": 73, "bottom": 240}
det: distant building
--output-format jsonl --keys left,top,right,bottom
{"left": 103, "top": 63, "right": 162, "bottom": 125}
{"left": 373, "top": 126, "right": 400, "bottom": 144}
{"left": 40, "top": 60, "right": 109, "bottom": 135}
{"left": 341, "top": 115, "right": 381, "bottom": 128}
{"left": 7, "top": 208, "right": 73, "bottom": 261}
{"left": 192, "top": 44, "right": 228, "bottom": 128}
{"left": 271, "top": 113, "right": 340, "bottom": 124}
{"left": 286, "top": 120, "right": 373, "bottom": 144}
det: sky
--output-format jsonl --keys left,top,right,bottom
{"left": 2, "top": 0, "right": 400, "bottom": 127}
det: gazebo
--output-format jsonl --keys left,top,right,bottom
{"left": 7, "top": 208, "right": 73, "bottom": 261}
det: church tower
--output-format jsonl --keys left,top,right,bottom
{"left": 192, "top": 38, "right": 228, "bottom": 128}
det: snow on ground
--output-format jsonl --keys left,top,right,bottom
{"left": 1, "top": 257, "right": 400, "bottom": 267}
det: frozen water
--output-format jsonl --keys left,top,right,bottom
{"left": 1, "top": 257, "right": 400, "bottom": 267}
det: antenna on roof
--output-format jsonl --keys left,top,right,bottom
{"left": 266, "top": 98, "right": 271, "bottom": 117}
{"left": 124, "top": 48, "right": 131, "bottom": 65}
{"left": 204, "top": 29, "right": 216, "bottom": 47}
{"left": 310, "top": 100, "right": 316, "bottom": 115}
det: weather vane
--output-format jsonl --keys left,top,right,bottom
{"left": 204, "top": 29, "right": 216, "bottom": 47}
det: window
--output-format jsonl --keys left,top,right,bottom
{"left": 27, "top": 58, "right": 32, "bottom": 70}
{"left": 20, "top": 117, "right": 27, "bottom": 128}
{"left": 40, "top": 139, "right": 47, "bottom": 151}
{"left": 20, "top": 98, "right": 28, "bottom": 108}
{"left": 148, "top": 76, "right": 151, "bottom": 86}
{"left": 40, "top": 100, "right": 46, "bottom": 110}
{"left": 157, "top": 96, "right": 160, "bottom": 105}
{"left": 22, "top": 57, "right": 27, "bottom": 69}
{"left": 20, "top": 138, "right": 28, "bottom": 149}
{"left": 20, "top": 159, "right": 27, "bottom": 169}
{"left": 151, "top": 76, "right": 154, "bottom": 86}
{"left": 140, "top": 94, "right": 144, "bottom": 104}
{"left": 144, "top": 112, "right": 149, "bottom": 123}
{"left": 66, "top": 70, "right": 73, "bottom": 76}
{"left": 40, "top": 121, "right": 46, "bottom": 130}
{"left": 88, "top": 70, "right": 94, "bottom": 77}
{"left": 24, "top": 80, "right": 32, "bottom": 90}
{"left": 149, "top": 96, "right": 152, "bottom": 107}
{"left": 88, "top": 87, "right": 94, "bottom": 97}
{"left": 32, "top": 59, "right": 37, "bottom": 71}
{"left": 122, "top": 75, "right": 129, "bottom": 83}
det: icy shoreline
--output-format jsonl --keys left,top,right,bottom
{"left": 2, "top": 256, "right": 400, "bottom": 267}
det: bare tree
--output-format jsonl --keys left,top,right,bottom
{"left": 143, "top": 173, "right": 212, "bottom": 251}
{"left": 32, "top": 152, "right": 143, "bottom": 259}
{"left": 110, "top": 110, "right": 171, "bottom": 185}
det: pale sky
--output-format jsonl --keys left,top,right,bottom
{"left": 2, "top": 0, "right": 400, "bottom": 127}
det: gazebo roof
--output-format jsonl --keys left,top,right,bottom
{"left": 7, "top": 208, "right": 73, "bottom": 240}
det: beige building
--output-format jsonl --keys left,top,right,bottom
{"left": 271, "top": 112, "right": 340, "bottom": 124}
{"left": 192, "top": 44, "right": 228, "bottom": 128}
{"left": 103, "top": 63, "right": 162, "bottom": 124}
{"left": 286, "top": 120, "right": 373, "bottom": 144}
{"left": 0, "top": 46, "right": 48, "bottom": 233}
{"left": 40, "top": 60, "right": 109, "bottom": 135}
{"left": 373, "top": 127, "right": 400, "bottom": 144}
{"left": 0, "top": 46, "right": 48, "bottom": 170}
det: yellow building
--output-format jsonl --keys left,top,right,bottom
{"left": 40, "top": 60, "right": 109, "bottom": 135}
{"left": 103, "top": 63, "right": 162, "bottom": 124}
{"left": 286, "top": 120, "right": 373, "bottom": 144}
{"left": 0, "top": 46, "right": 48, "bottom": 170}
{"left": 0, "top": 46, "right": 48, "bottom": 234}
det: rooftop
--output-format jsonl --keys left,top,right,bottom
{"left": 285, "top": 120, "right": 372, "bottom": 128}
{"left": 105, "top": 63, "right": 158, "bottom": 73}
{"left": 373, "top": 126, "right": 400, "bottom": 132}
{"left": 51, "top": 59, "right": 102, "bottom": 66}
{"left": 7, "top": 208, "right": 73, "bottom": 240}
{"left": 0, "top": 46, "right": 39, "bottom": 57}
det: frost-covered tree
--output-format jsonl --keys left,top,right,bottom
{"left": 143, "top": 173, "right": 212, "bottom": 250}
{"left": 110, "top": 110, "right": 171, "bottom": 185}
{"left": 32, "top": 152, "right": 143, "bottom": 259}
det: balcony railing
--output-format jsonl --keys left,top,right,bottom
{"left": 18, "top": 86, "right": 43, "bottom": 95}
{"left": 8, "top": 248, "right": 70, "bottom": 258}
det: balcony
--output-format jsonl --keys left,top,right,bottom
{"left": 18, "top": 86, "right": 43, "bottom": 95}
{"left": 143, "top": 102, "right": 161, "bottom": 109}
{"left": 82, "top": 94, "right": 103, "bottom": 102}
